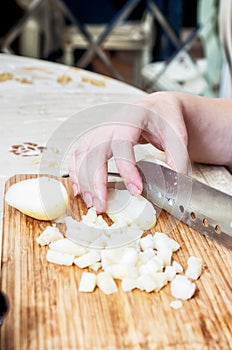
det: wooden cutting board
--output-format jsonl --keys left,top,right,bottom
{"left": 1, "top": 174, "right": 232, "bottom": 350}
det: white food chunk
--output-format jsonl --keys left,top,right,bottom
{"left": 74, "top": 251, "right": 101, "bottom": 268}
{"left": 139, "top": 257, "right": 163, "bottom": 275}
{"left": 97, "top": 272, "right": 118, "bottom": 294}
{"left": 106, "top": 189, "right": 156, "bottom": 230}
{"left": 109, "top": 217, "right": 128, "bottom": 230}
{"left": 101, "top": 248, "right": 126, "bottom": 268}
{"left": 165, "top": 265, "right": 176, "bottom": 281}
{"left": 89, "top": 235, "right": 107, "bottom": 249}
{"left": 123, "top": 225, "right": 144, "bottom": 243}
{"left": 46, "top": 249, "right": 74, "bottom": 266}
{"left": 136, "top": 274, "right": 157, "bottom": 292}
{"left": 105, "top": 263, "right": 138, "bottom": 280}
{"left": 185, "top": 256, "right": 202, "bottom": 280}
{"left": 170, "top": 275, "right": 196, "bottom": 300}
{"left": 152, "top": 272, "right": 168, "bottom": 292}
{"left": 157, "top": 247, "right": 173, "bottom": 267}
{"left": 65, "top": 216, "right": 102, "bottom": 246}
{"left": 138, "top": 248, "right": 155, "bottom": 264}
{"left": 66, "top": 217, "right": 102, "bottom": 243}
{"left": 172, "top": 260, "right": 183, "bottom": 274}
{"left": 105, "top": 231, "right": 137, "bottom": 248}
{"left": 170, "top": 300, "right": 183, "bottom": 309}
{"left": 79, "top": 272, "right": 97, "bottom": 292}
{"left": 90, "top": 262, "right": 102, "bottom": 272}
{"left": 121, "top": 278, "right": 137, "bottom": 292}
{"left": 49, "top": 238, "right": 87, "bottom": 256}
{"left": 36, "top": 226, "right": 63, "bottom": 246}
{"left": 139, "top": 234, "right": 154, "bottom": 250}
{"left": 153, "top": 232, "right": 180, "bottom": 252}
{"left": 119, "top": 247, "right": 138, "bottom": 266}
{"left": 81, "top": 207, "right": 97, "bottom": 223}
{"left": 95, "top": 215, "right": 109, "bottom": 228}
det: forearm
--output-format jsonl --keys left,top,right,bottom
{"left": 177, "top": 93, "right": 232, "bottom": 166}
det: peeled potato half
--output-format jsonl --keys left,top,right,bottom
{"left": 5, "top": 177, "right": 68, "bottom": 220}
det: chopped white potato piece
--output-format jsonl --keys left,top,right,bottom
{"left": 81, "top": 208, "right": 108, "bottom": 229}
{"left": 139, "top": 234, "right": 154, "bottom": 250}
{"left": 97, "top": 272, "right": 118, "bottom": 294}
{"left": 170, "top": 300, "right": 183, "bottom": 309}
{"left": 49, "top": 238, "right": 87, "bottom": 256}
{"left": 119, "top": 247, "right": 138, "bottom": 266}
{"left": 138, "top": 248, "right": 155, "bottom": 264}
{"left": 153, "top": 232, "right": 180, "bottom": 252}
{"left": 139, "top": 257, "right": 163, "bottom": 275}
{"left": 36, "top": 225, "right": 63, "bottom": 246}
{"left": 101, "top": 248, "right": 126, "bottom": 266}
{"left": 46, "top": 250, "right": 74, "bottom": 266}
{"left": 165, "top": 266, "right": 176, "bottom": 281}
{"left": 65, "top": 216, "right": 102, "bottom": 244}
{"left": 90, "top": 262, "right": 102, "bottom": 272}
{"left": 81, "top": 207, "right": 97, "bottom": 223}
{"left": 122, "top": 225, "right": 144, "bottom": 243}
{"left": 74, "top": 251, "right": 101, "bottom": 268}
{"left": 101, "top": 246, "right": 139, "bottom": 267}
{"left": 105, "top": 231, "right": 137, "bottom": 247}
{"left": 157, "top": 247, "right": 173, "bottom": 267}
{"left": 172, "top": 260, "right": 184, "bottom": 274}
{"left": 171, "top": 275, "right": 196, "bottom": 300}
{"left": 79, "top": 272, "right": 97, "bottom": 292}
{"left": 152, "top": 272, "right": 168, "bottom": 292}
{"left": 53, "top": 214, "right": 67, "bottom": 224}
{"left": 136, "top": 274, "right": 157, "bottom": 292}
{"left": 5, "top": 177, "right": 68, "bottom": 220}
{"left": 106, "top": 189, "right": 156, "bottom": 230}
{"left": 109, "top": 217, "right": 128, "bottom": 230}
{"left": 89, "top": 236, "right": 107, "bottom": 249}
{"left": 95, "top": 215, "right": 109, "bottom": 228}
{"left": 105, "top": 263, "right": 138, "bottom": 280}
{"left": 121, "top": 278, "right": 137, "bottom": 292}
{"left": 185, "top": 256, "right": 202, "bottom": 280}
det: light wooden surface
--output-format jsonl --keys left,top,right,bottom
{"left": 1, "top": 174, "right": 232, "bottom": 350}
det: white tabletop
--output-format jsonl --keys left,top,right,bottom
{"left": 0, "top": 53, "right": 232, "bottom": 247}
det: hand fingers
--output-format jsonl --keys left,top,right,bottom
{"left": 69, "top": 141, "right": 89, "bottom": 196}
{"left": 147, "top": 120, "right": 189, "bottom": 174}
{"left": 69, "top": 127, "right": 113, "bottom": 210}
{"left": 92, "top": 160, "right": 108, "bottom": 213}
{"left": 141, "top": 109, "right": 189, "bottom": 174}
{"left": 79, "top": 141, "right": 111, "bottom": 210}
{"left": 163, "top": 133, "right": 190, "bottom": 174}
{"left": 111, "top": 124, "right": 143, "bottom": 195}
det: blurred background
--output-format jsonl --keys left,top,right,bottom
{"left": 0, "top": 0, "right": 224, "bottom": 97}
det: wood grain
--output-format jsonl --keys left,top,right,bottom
{"left": 1, "top": 174, "right": 232, "bottom": 350}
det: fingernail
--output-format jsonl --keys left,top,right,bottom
{"left": 93, "top": 198, "right": 103, "bottom": 213}
{"left": 72, "top": 183, "right": 79, "bottom": 196}
{"left": 84, "top": 192, "right": 93, "bottom": 208}
{"left": 127, "top": 183, "right": 142, "bottom": 196}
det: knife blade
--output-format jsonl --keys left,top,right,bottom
{"left": 136, "top": 160, "right": 232, "bottom": 249}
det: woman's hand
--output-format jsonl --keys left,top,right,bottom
{"left": 69, "top": 92, "right": 189, "bottom": 212}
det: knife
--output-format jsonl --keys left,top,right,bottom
{"left": 136, "top": 160, "right": 232, "bottom": 249}
{"left": 62, "top": 161, "right": 232, "bottom": 249}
